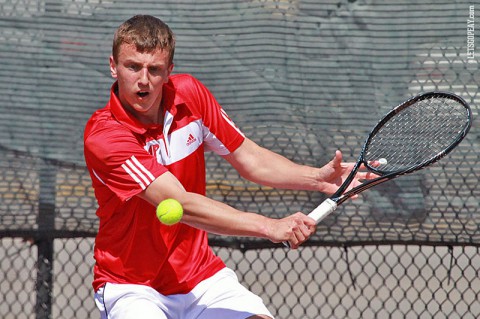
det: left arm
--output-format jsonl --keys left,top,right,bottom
{"left": 223, "top": 138, "right": 375, "bottom": 195}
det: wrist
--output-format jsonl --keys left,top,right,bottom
{"left": 313, "top": 167, "right": 327, "bottom": 192}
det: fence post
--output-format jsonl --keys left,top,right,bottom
{"left": 35, "top": 160, "right": 56, "bottom": 319}
{"left": 35, "top": 2, "right": 65, "bottom": 316}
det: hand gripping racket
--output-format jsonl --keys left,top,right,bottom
{"left": 284, "top": 91, "right": 472, "bottom": 248}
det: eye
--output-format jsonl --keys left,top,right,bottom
{"left": 148, "top": 66, "right": 162, "bottom": 75}
{"left": 126, "top": 63, "right": 140, "bottom": 72}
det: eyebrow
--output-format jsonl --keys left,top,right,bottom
{"left": 122, "top": 59, "right": 166, "bottom": 68}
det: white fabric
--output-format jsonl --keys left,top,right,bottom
{"left": 94, "top": 268, "right": 273, "bottom": 319}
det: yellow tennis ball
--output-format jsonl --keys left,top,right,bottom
{"left": 156, "top": 199, "right": 183, "bottom": 225}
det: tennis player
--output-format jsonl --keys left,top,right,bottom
{"left": 84, "top": 15, "right": 375, "bottom": 319}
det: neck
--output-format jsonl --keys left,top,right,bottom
{"left": 124, "top": 104, "right": 164, "bottom": 126}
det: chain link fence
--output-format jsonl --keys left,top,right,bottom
{"left": 1, "top": 0, "right": 479, "bottom": 318}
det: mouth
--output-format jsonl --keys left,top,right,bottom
{"left": 137, "top": 91, "right": 149, "bottom": 98}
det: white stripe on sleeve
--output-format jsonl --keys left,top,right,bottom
{"left": 220, "top": 108, "right": 244, "bottom": 137}
{"left": 121, "top": 155, "right": 155, "bottom": 190}
{"left": 130, "top": 155, "right": 155, "bottom": 181}
{"left": 121, "top": 163, "right": 147, "bottom": 190}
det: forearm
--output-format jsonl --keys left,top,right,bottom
{"left": 224, "top": 138, "right": 325, "bottom": 192}
{"left": 140, "top": 172, "right": 273, "bottom": 238}
{"left": 253, "top": 153, "right": 321, "bottom": 191}
{"left": 179, "top": 192, "right": 272, "bottom": 238}
{"left": 140, "top": 170, "right": 317, "bottom": 247}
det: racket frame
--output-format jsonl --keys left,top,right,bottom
{"left": 333, "top": 91, "right": 472, "bottom": 207}
{"left": 284, "top": 91, "right": 472, "bottom": 247}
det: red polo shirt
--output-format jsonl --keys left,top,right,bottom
{"left": 84, "top": 74, "right": 245, "bottom": 295}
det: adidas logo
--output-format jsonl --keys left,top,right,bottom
{"left": 186, "top": 134, "right": 197, "bottom": 146}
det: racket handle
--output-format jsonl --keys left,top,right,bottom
{"left": 308, "top": 198, "right": 338, "bottom": 223}
{"left": 283, "top": 199, "right": 337, "bottom": 248}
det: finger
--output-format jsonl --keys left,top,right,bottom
{"left": 296, "top": 222, "right": 315, "bottom": 244}
{"left": 365, "top": 159, "right": 381, "bottom": 168}
{"left": 358, "top": 170, "right": 379, "bottom": 180}
{"left": 287, "top": 227, "right": 313, "bottom": 249}
{"left": 301, "top": 221, "right": 316, "bottom": 235}
{"left": 333, "top": 150, "right": 343, "bottom": 166}
{"left": 328, "top": 150, "right": 342, "bottom": 169}
{"left": 287, "top": 237, "right": 299, "bottom": 249}
{"left": 286, "top": 214, "right": 316, "bottom": 249}
{"left": 293, "top": 226, "right": 307, "bottom": 243}
{"left": 371, "top": 160, "right": 381, "bottom": 168}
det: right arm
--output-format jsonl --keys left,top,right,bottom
{"left": 138, "top": 171, "right": 316, "bottom": 249}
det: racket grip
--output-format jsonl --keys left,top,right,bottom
{"left": 308, "top": 198, "right": 338, "bottom": 224}
{"left": 283, "top": 199, "right": 337, "bottom": 248}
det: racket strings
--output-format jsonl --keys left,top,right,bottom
{"left": 365, "top": 95, "right": 469, "bottom": 172}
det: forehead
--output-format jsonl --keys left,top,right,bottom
{"left": 117, "top": 43, "right": 170, "bottom": 65}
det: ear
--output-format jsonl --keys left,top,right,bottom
{"left": 109, "top": 56, "right": 117, "bottom": 79}
{"left": 167, "top": 63, "right": 174, "bottom": 77}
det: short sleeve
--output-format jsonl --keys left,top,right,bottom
{"left": 84, "top": 124, "right": 168, "bottom": 202}
{"left": 188, "top": 76, "right": 245, "bottom": 155}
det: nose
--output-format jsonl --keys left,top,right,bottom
{"left": 138, "top": 67, "right": 149, "bottom": 86}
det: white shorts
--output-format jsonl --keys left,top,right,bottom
{"left": 94, "top": 268, "right": 274, "bottom": 319}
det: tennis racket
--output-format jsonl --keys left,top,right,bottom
{"left": 284, "top": 91, "right": 472, "bottom": 248}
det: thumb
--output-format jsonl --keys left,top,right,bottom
{"left": 331, "top": 150, "right": 342, "bottom": 167}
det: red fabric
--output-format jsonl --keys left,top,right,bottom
{"left": 84, "top": 74, "right": 245, "bottom": 295}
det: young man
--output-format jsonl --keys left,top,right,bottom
{"left": 84, "top": 15, "right": 375, "bottom": 319}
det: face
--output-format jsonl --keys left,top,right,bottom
{"left": 110, "top": 43, "right": 174, "bottom": 124}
